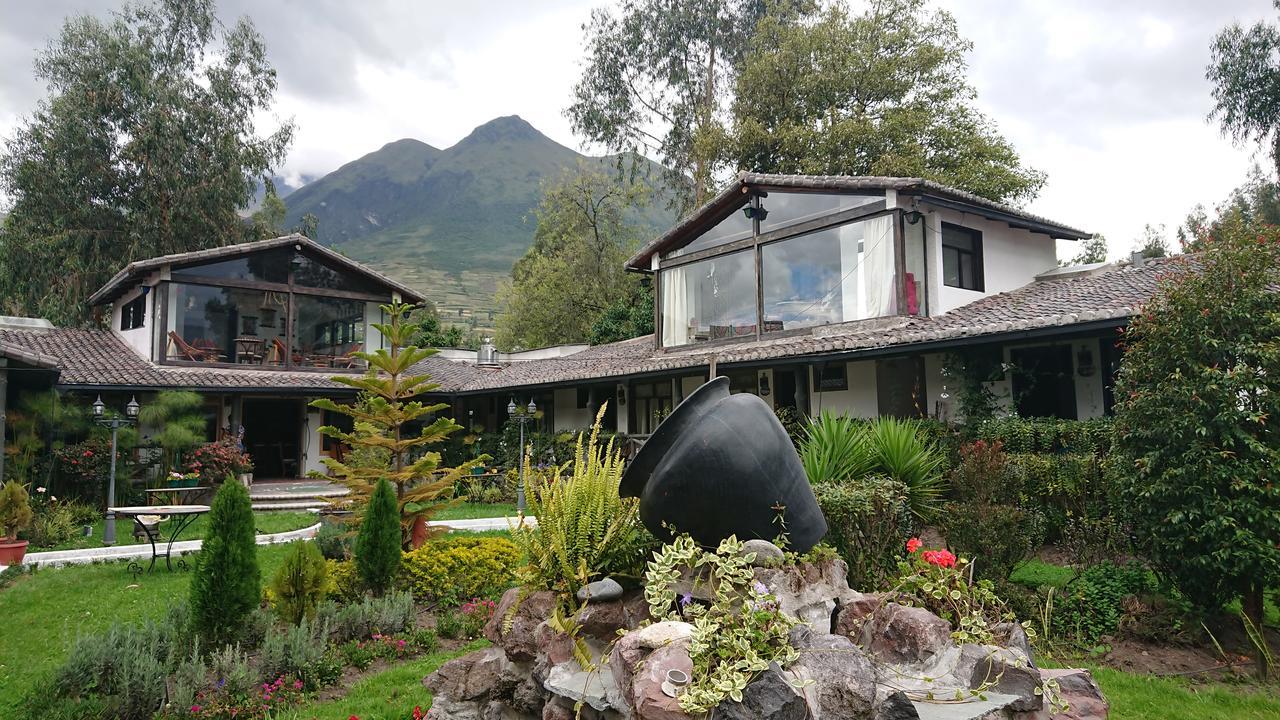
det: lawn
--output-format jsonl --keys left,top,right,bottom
{"left": 1009, "top": 558, "right": 1076, "bottom": 588}
{"left": 279, "top": 640, "right": 489, "bottom": 720}
{"left": 39, "top": 510, "right": 318, "bottom": 551}
{"left": 432, "top": 502, "right": 518, "bottom": 520}
{"left": 0, "top": 543, "right": 296, "bottom": 716}
{"left": 1085, "top": 665, "right": 1280, "bottom": 720}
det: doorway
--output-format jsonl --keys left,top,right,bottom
{"left": 241, "top": 398, "right": 304, "bottom": 478}
{"left": 1010, "top": 346, "right": 1078, "bottom": 419}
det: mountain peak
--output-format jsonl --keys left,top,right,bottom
{"left": 460, "top": 115, "right": 547, "bottom": 145}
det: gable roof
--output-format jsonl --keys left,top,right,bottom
{"left": 0, "top": 339, "right": 60, "bottom": 370}
{"left": 625, "top": 173, "right": 1092, "bottom": 271}
{"left": 87, "top": 234, "right": 426, "bottom": 306}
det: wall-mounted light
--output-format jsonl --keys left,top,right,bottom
{"left": 904, "top": 210, "right": 924, "bottom": 225}
{"left": 759, "top": 373, "right": 771, "bottom": 397}
{"left": 1076, "top": 346, "right": 1096, "bottom": 377}
{"left": 742, "top": 204, "right": 769, "bottom": 221}
{"left": 618, "top": 385, "right": 627, "bottom": 406}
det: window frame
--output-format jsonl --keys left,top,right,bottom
{"left": 814, "top": 361, "right": 848, "bottom": 392}
{"left": 940, "top": 222, "right": 984, "bottom": 292}
{"left": 120, "top": 294, "right": 147, "bottom": 331}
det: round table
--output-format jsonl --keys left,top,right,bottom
{"left": 108, "top": 504, "right": 211, "bottom": 575}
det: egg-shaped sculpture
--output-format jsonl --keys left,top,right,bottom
{"left": 619, "top": 377, "right": 827, "bottom": 552}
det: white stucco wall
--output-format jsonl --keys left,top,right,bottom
{"left": 807, "top": 360, "right": 878, "bottom": 418}
{"left": 110, "top": 286, "right": 153, "bottom": 360}
{"left": 553, "top": 388, "right": 594, "bottom": 432}
{"left": 301, "top": 405, "right": 326, "bottom": 477}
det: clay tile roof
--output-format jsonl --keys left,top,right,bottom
{"left": 87, "top": 234, "right": 425, "bottom": 306}
{"left": 0, "top": 339, "right": 60, "bottom": 369}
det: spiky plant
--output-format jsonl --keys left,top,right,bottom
{"left": 798, "top": 412, "right": 877, "bottom": 484}
{"left": 511, "top": 404, "right": 648, "bottom": 592}
{"left": 869, "top": 416, "right": 947, "bottom": 521}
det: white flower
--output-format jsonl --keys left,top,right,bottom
{"left": 35, "top": 486, "right": 46, "bottom": 493}
{"left": 50, "top": 496, "right": 57, "bottom": 502}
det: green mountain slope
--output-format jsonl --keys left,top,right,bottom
{"left": 283, "top": 116, "right": 673, "bottom": 326}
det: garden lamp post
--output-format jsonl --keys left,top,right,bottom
{"left": 92, "top": 395, "right": 140, "bottom": 546}
{"left": 507, "top": 397, "right": 536, "bottom": 515}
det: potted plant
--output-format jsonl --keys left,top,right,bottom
{"left": 0, "top": 481, "right": 34, "bottom": 565}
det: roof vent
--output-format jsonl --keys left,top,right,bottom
{"left": 1130, "top": 251, "right": 1146, "bottom": 268}
{"left": 477, "top": 337, "right": 500, "bottom": 367}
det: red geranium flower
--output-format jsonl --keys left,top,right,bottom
{"left": 906, "top": 537, "right": 922, "bottom": 554}
{"left": 922, "top": 549, "right": 957, "bottom": 568}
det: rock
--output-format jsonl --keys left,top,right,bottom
{"left": 714, "top": 663, "right": 808, "bottom": 720}
{"left": 576, "top": 596, "right": 638, "bottom": 642}
{"left": 425, "top": 647, "right": 513, "bottom": 702}
{"left": 835, "top": 592, "right": 885, "bottom": 638}
{"left": 742, "top": 539, "right": 786, "bottom": 567}
{"left": 630, "top": 642, "right": 696, "bottom": 720}
{"left": 608, "top": 630, "right": 649, "bottom": 710}
{"left": 533, "top": 621, "right": 575, "bottom": 666}
{"left": 858, "top": 603, "right": 953, "bottom": 664}
{"left": 634, "top": 621, "right": 695, "bottom": 649}
{"left": 873, "top": 643, "right": 1040, "bottom": 715}
{"left": 873, "top": 691, "right": 920, "bottom": 720}
{"left": 577, "top": 578, "right": 625, "bottom": 602}
{"left": 791, "top": 630, "right": 877, "bottom": 719}
{"left": 486, "top": 589, "right": 560, "bottom": 662}
{"left": 482, "top": 701, "right": 536, "bottom": 720}
{"left": 991, "top": 622, "right": 1034, "bottom": 662}
{"left": 1010, "top": 668, "right": 1108, "bottom": 720}
{"left": 966, "top": 646, "right": 1042, "bottom": 713}
{"left": 910, "top": 692, "right": 1023, "bottom": 720}
{"left": 542, "top": 697, "right": 575, "bottom": 720}
{"left": 754, "top": 556, "right": 855, "bottom": 630}
{"left": 543, "top": 660, "right": 619, "bottom": 712}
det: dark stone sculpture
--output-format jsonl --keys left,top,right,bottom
{"left": 620, "top": 377, "right": 828, "bottom": 552}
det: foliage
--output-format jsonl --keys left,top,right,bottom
{"left": 940, "top": 349, "right": 1007, "bottom": 424}
{"left": 317, "top": 591, "right": 416, "bottom": 644}
{"left": 1068, "top": 235, "right": 1109, "bottom": 265}
{"left": 2, "top": 390, "right": 87, "bottom": 486}
{"left": 259, "top": 618, "right": 342, "bottom": 691}
{"left": 645, "top": 535, "right": 802, "bottom": 714}
{"left": 510, "top": 405, "right": 651, "bottom": 591}
{"left": 190, "top": 480, "right": 260, "bottom": 648}
{"left": 400, "top": 535, "right": 520, "bottom": 606}
{"left": 338, "top": 632, "right": 417, "bottom": 670}
{"left": 184, "top": 440, "right": 253, "bottom": 485}
{"left": 139, "top": 391, "right": 208, "bottom": 473}
{"left": 970, "top": 416, "right": 1113, "bottom": 454}
{"left": 1111, "top": 216, "right": 1280, "bottom": 633}
{"left": 813, "top": 477, "right": 910, "bottom": 589}
{"left": 315, "top": 518, "right": 353, "bottom": 560}
{"left": 0, "top": 481, "right": 33, "bottom": 539}
{"left": 1052, "top": 562, "right": 1159, "bottom": 645}
{"left": 588, "top": 282, "right": 655, "bottom": 345}
{"left": 324, "top": 560, "right": 363, "bottom": 603}
{"left": 175, "top": 673, "right": 306, "bottom": 720}
{"left": 0, "top": 0, "right": 292, "bottom": 325}
{"left": 311, "top": 300, "right": 482, "bottom": 548}
{"left": 798, "top": 413, "right": 947, "bottom": 521}
{"left": 437, "top": 598, "right": 496, "bottom": 640}
{"left": 1181, "top": 165, "right": 1280, "bottom": 252}
{"left": 940, "top": 502, "right": 1044, "bottom": 583}
{"left": 893, "top": 540, "right": 1029, "bottom": 646}
{"left": 409, "top": 303, "right": 466, "bottom": 348}
{"left": 271, "top": 542, "right": 330, "bottom": 626}
{"left": 496, "top": 166, "right": 653, "bottom": 349}
{"left": 50, "top": 438, "right": 123, "bottom": 506}
{"left": 1133, "top": 223, "right": 1171, "bottom": 259}
{"left": 357, "top": 478, "right": 403, "bottom": 596}
{"left": 1208, "top": 6, "right": 1280, "bottom": 177}
{"left": 729, "top": 0, "right": 1044, "bottom": 205}
{"left": 568, "top": 0, "right": 813, "bottom": 207}
{"left": 25, "top": 496, "right": 96, "bottom": 548}
{"left": 772, "top": 405, "right": 806, "bottom": 449}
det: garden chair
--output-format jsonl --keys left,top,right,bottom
{"left": 167, "top": 331, "right": 221, "bottom": 362}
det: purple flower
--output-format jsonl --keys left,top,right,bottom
{"left": 752, "top": 581, "right": 769, "bottom": 596}
{"left": 679, "top": 592, "right": 693, "bottom": 608}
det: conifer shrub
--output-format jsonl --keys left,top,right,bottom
{"left": 271, "top": 541, "right": 329, "bottom": 625}
{"left": 356, "top": 478, "right": 402, "bottom": 596}
{"left": 190, "top": 479, "right": 260, "bottom": 648}
{"left": 400, "top": 535, "right": 521, "bottom": 606}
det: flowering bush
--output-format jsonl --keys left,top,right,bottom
{"left": 184, "top": 440, "right": 253, "bottom": 485}
{"left": 53, "top": 438, "right": 121, "bottom": 502}
{"left": 459, "top": 597, "right": 497, "bottom": 637}
{"left": 339, "top": 632, "right": 415, "bottom": 669}
{"left": 172, "top": 674, "right": 305, "bottom": 719}
{"left": 892, "top": 538, "right": 1029, "bottom": 646}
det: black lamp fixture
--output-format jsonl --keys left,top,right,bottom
{"left": 904, "top": 210, "right": 924, "bottom": 225}
{"left": 758, "top": 373, "right": 771, "bottom": 397}
{"left": 618, "top": 385, "right": 627, "bottom": 406}
{"left": 1076, "top": 346, "right": 1096, "bottom": 377}
{"left": 742, "top": 203, "right": 769, "bottom": 221}
{"left": 92, "top": 395, "right": 142, "bottom": 546}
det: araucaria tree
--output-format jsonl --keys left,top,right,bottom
{"left": 0, "top": 0, "right": 293, "bottom": 325}
{"left": 190, "top": 480, "right": 260, "bottom": 647}
{"left": 311, "top": 300, "right": 480, "bottom": 548}
{"left": 1112, "top": 216, "right": 1280, "bottom": 669}
{"left": 727, "top": 0, "right": 1044, "bottom": 205}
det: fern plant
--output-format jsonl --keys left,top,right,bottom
{"left": 510, "top": 404, "right": 649, "bottom": 592}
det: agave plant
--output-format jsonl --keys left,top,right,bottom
{"left": 868, "top": 416, "right": 947, "bottom": 521}
{"left": 798, "top": 412, "right": 876, "bottom": 484}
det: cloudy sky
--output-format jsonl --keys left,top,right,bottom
{"left": 0, "top": 0, "right": 1273, "bottom": 260}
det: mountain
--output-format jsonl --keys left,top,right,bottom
{"left": 282, "top": 116, "right": 674, "bottom": 325}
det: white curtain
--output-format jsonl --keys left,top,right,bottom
{"left": 861, "top": 214, "right": 896, "bottom": 318}
{"left": 661, "top": 266, "right": 690, "bottom": 346}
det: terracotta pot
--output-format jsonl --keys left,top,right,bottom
{"left": 408, "top": 514, "right": 429, "bottom": 549}
{"left": 0, "top": 538, "right": 29, "bottom": 566}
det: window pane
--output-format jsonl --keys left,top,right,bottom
{"left": 292, "top": 253, "right": 386, "bottom": 294}
{"left": 942, "top": 226, "right": 975, "bottom": 252}
{"left": 758, "top": 192, "right": 880, "bottom": 233}
{"left": 761, "top": 215, "right": 898, "bottom": 332}
{"left": 171, "top": 249, "right": 292, "bottom": 284}
{"left": 958, "top": 253, "right": 975, "bottom": 290}
{"left": 660, "top": 250, "right": 757, "bottom": 346}
{"left": 877, "top": 357, "right": 926, "bottom": 418}
{"left": 666, "top": 202, "right": 754, "bottom": 258}
{"left": 167, "top": 283, "right": 289, "bottom": 364}
{"left": 942, "top": 247, "right": 961, "bottom": 287}
{"left": 292, "top": 295, "right": 367, "bottom": 367}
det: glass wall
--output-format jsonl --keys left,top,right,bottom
{"left": 292, "top": 295, "right": 366, "bottom": 367}
{"left": 171, "top": 248, "right": 292, "bottom": 284}
{"left": 760, "top": 215, "right": 897, "bottom": 333}
{"left": 757, "top": 192, "right": 880, "bottom": 234}
{"left": 667, "top": 202, "right": 754, "bottom": 258}
{"left": 660, "top": 250, "right": 757, "bottom": 346}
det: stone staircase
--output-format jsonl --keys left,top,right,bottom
{"left": 249, "top": 479, "right": 348, "bottom": 512}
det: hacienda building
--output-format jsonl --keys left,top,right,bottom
{"left": 0, "top": 174, "right": 1181, "bottom": 484}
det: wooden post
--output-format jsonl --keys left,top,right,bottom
{"left": 0, "top": 360, "right": 7, "bottom": 484}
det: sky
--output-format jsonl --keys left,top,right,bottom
{"left": 0, "top": 0, "right": 1274, "bottom": 262}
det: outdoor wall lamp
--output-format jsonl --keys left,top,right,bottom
{"left": 92, "top": 395, "right": 141, "bottom": 546}
{"left": 1077, "top": 346, "right": 1096, "bottom": 377}
{"left": 905, "top": 210, "right": 924, "bottom": 225}
{"left": 759, "top": 373, "right": 771, "bottom": 396}
{"left": 618, "top": 385, "right": 627, "bottom": 406}
{"left": 742, "top": 204, "right": 769, "bottom": 221}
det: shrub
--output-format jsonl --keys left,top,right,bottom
{"left": 939, "top": 501, "right": 1044, "bottom": 583}
{"left": 190, "top": 480, "right": 260, "bottom": 648}
{"left": 271, "top": 541, "right": 330, "bottom": 625}
{"left": 400, "top": 535, "right": 520, "bottom": 606}
{"left": 456, "top": 597, "right": 497, "bottom": 639}
{"left": 813, "top": 477, "right": 910, "bottom": 589}
{"left": 26, "top": 498, "right": 81, "bottom": 547}
{"left": 315, "top": 517, "right": 352, "bottom": 560}
{"left": 949, "top": 440, "right": 1016, "bottom": 505}
{"left": 893, "top": 539, "right": 1029, "bottom": 646}
{"left": 510, "top": 405, "right": 651, "bottom": 591}
{"left": 259, "top": 618, "right": 341, "bottom": 690}
{"left": 799, "top": 413, "right": 875, "bottom": 485}
{"left": 318, "top": 590, "right": 416, "bottom": 643}
{"left": 357, "top": 478, "right": 402, "bottom": 595}
{"left": 184, "top": 439, "right": 253, "bottom": 485}
{"left": 325, "top": 559, "right": 363, "bottom": 602}
{"left": 0, "top": 480, "right": 33, "bottom": 539}
{"left": 49, "top": 613, "right": 185, "bottom": 720}
{"left": 434, "top": 608, "right": 465, "bottom": 639}
{"left": 52, "top": 438, "right": 125, "bottom": 504}
{"left": 1053, "top": 562, "right": 1159, "bottom": 644}
{"left": 971, "top": 416, "right": 1112, "bottom": 454}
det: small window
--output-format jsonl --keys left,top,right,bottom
{"left": 815, "top": 362, "right": 848, "bottom": 392}
{"left": 941, "top": 223, "right": 983, "bottom": 291}
{"left": 120, "top": 294, "right": 146, "bottom": 331}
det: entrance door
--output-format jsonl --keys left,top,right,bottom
{"left": 241, "top": 398, "right": 304, "bottom": 478}
{"left": 1010, "top": 346, "right": 1077, "bottom": 419}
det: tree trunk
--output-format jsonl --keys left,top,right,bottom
{"left": 1243, "top": 584, "right": 1271, "bottom": 680}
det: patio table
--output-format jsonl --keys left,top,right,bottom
{"left": 108, "top": 504, "right": 211, "bottom": 576}
{"left": 143, "top": 486, "right": 210, "bottom": 506}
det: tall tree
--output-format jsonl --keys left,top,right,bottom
{"left": 1068, "top": 235, "right": 1109, "bottom": 266}
{"left": 1208, "top": 4, "right": 1280, "bottom": 177}
{"left": 1180, "top": 166, "right": 1280, "bottom": 252}
{"left": 496, "top": 166, "right": 653, "bottom": 349}
{"left": 0, "top": 0, "right": 293, "bottom": 325}
{"left": 1133, "top": 224, "right": 1170, "bottom": 260}
{"left": 567, "top": 0, "right": 813, "bottom": 209}
{"left": 727, "top": 0, "right": 1044, "bottom": 205}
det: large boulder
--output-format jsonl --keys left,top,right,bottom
{"left": 834, "top": 592, "right": 885, "bottom": 638}
{"left": 577, "top": 589, "right": 650, "bottom": 642}
{"left": 425, "top": 648, "right": 537, "bottom": 720}
{"left": 628, "top": 640, "right": 696, "bottom": 720}
{"left": 858, "top": 603, "right": 953, "bottom": 664}
{"left": 873, "top": 691, "right": 919, "bottom": 720}
{"left": 874, "top": 643, "right": 1041, "bottom": 715}
{"left": 790, "top": 626, "right": 877, "bottom": 719}
{"left": 754, "top": 556, "right": 857, "bottom": 630}
{"left": 633, "top": 621, "right": 695, "bottom": 649}
{"left": 486, "top": 589, "right": 561, "bottom": 662}
{"left": 1011, "top": 668, "right": 1108, "bottom": 720}
{"left": 543, "top": 660, "right": 622, "bottom": 713}
{"left": 714, "top": 663, "right": 808, "bottom": 720}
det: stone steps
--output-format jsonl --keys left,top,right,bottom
{"left": 251, "top": 500, "right": 328, "bottom": 512}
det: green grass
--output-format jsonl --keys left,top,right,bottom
{"left": 279, "top": 640, "right": 489, "bottom": 720}
{"left": 0, "top": 543, "right": 296, "bottom": 715}
{"left": 1087, "top": 665, "right": 1280, "bottom": 719}
{"left": 40, "top": 511, "right": 318, "bottom": 551}
{"left": 1010, "top": 559, "right": 1076, "bottom": 589}
{"left": 432, "top": 502, "right": 517, "bottom": 520}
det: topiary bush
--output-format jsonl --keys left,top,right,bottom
{"left": 400, "top": 535, "right": 521, "bottom": 606}
{"left": 270, "top": 541, "right": 329, "bottom": 625}
{"left": 190, "top": 479, "right": 260, "bottom": 648}
{"left": 357, "top": 478, "right": 402, "bottom": 596}
{"left": 813, "top": 476, "right": 910, "bottom": 589}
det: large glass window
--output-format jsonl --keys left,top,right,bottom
{"left": 666, "top": 202, "right": 754, "bottom": 258}
{"left": 660, "top": 250, "right": 757, "bottom": 346}
{"left": 757, "top": 192, "right": 880, "bottom": 234}
{"left": 292, "top": 254, "right": 385, "bottom": 294}
{"left": 292, "top": 295, "right": 366, "bottom": 367}
{"left": 171, "top": 248, "right": 292, "bottom": 284}
{"left": 761, "top": 215, "right": 897, "bottom": 332}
